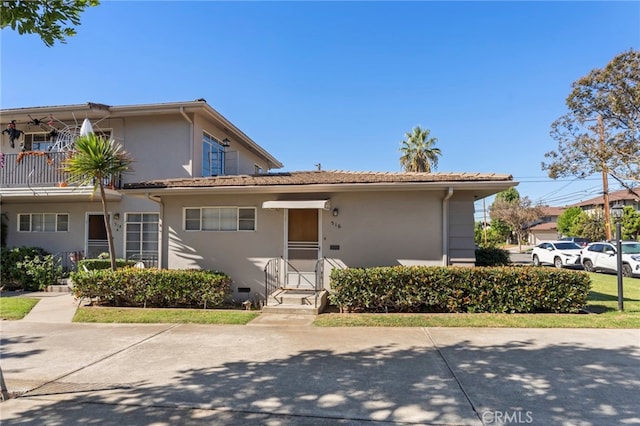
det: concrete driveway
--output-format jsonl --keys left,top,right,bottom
{"left": 1, "top": 319, "right": 638, "bottom": 425}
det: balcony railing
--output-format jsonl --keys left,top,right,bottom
{"left": 0, "top": 152, "right": 119, "bottom": 188}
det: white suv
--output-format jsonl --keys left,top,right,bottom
{"left": 581, "top": 241, "right": 640, "bottom": 277}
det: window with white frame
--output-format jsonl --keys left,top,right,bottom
{"left": 24, "top": 130, "right": 111, "bottom": 152}
{"left": 184, "top": 207, "right": 256, "bottom": 231}
{"left": 202, "top": 133, "right": 225, "bottom": 176}
{"left": 18, "top": 213, "right": 69, "bottom": 232}
{"left": 125, "top": 213, "right": 159, "bottom": 265}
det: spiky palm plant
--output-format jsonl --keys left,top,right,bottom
{"left": 399, "top": 126, "right": 442, "bottom": 172}
{"left": 61, "top": 133, "right": 132, "bottom": 270}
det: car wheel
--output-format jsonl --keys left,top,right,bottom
{"left": 554, "top": 257, "right": 563, "bottom": 269}
{"left": 583, "top": 259, "right": 594, "bottom": 272}
{"left": 532, "top": 255, "right": 540, "bottom": 266}
{"left": 622, "top": 264, "right": 633, "bottom": 277}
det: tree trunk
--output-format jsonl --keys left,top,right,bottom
{"left": 99, "top": 182, "right": 117, "bottom": 271}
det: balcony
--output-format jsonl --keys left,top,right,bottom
{"left": 0, "top": 151, "right": 120, "bottom": 189}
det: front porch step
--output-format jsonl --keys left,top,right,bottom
{"left": 262, "top": 289, "right": 328, "bottom": 315}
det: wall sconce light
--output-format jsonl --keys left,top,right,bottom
{"left": 222, "top": 138, "right": 230, "bottom": 147}
{"left": 113, "top": 213, "right": 121, "bottom": 221}
{"left": 332, "top": 208, "right": 339, "bottom": 217}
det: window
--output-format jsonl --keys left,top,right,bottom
{"left": 125, "top": 213, "right": 159, "bottom": 266}
{"left": 24, "top": 133, "right": 54, "bottom": 151}
{"left": 202, "top": 133, "right": 225, "bottom": 176}
{"left": 18, "top": 213, "right": 69, "bottom": 232}
{"left": 184, "top": 207, "right": 256, "bottom": 231}
{"left": 24, "top": 130, "right": 111, "bottom": 152}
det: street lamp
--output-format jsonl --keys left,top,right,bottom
{"left": 611, "top": 205, "right": 624, "bottom": 311}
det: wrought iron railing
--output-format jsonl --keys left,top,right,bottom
{"left": 263, "top": 257, "right": 345, "bottom": 308}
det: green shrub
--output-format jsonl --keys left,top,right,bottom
{"left": 329, "top": 266, "right": 590, "bottom": 314}
{"left": 475, "top": 246, "right": 510, "bottom": 266}
{"left": 0, "top": 246, "right": 63, "bottom": 291}
{"left": 78, "top": 258, "right": 136, "bottom": 270}
{"left": 71, "top": 268, "right": 232, "bottom": 308}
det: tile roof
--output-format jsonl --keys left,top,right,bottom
{"left": 123, "top": 171, "right": 514, "bottom": 189}
{"left": 529, "top": 222, "right": 558, "bottom": 231}
{"left": 539, "top": 206, "right": 565, "bottom": 217}
{"left": 570, "top": 187, "right": 640, "bottom": 207}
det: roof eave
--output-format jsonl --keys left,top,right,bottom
{"left": 122, "top": 180, "right": 518, "bottom": 197}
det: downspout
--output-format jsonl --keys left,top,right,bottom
{"left": 442, "top": 187, "right": 454, "bottom": 266}
{"left": 146, "top": 193, "right": 164, "bottom": 269}
{"left": 180, "top": 107, "right": 194, "bottom": 176}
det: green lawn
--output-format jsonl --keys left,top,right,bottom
{"left": 0, "top": 297, "right": 39, "bottom": 320}
{"left": 73, "top": 306, "right": 259, "bottom": 325}
{"left": 313, "top": 272, "right": 640, "bottom": 328}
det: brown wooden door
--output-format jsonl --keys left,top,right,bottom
{"left": 87, "top": 214, "right": 109, "bottom": 258}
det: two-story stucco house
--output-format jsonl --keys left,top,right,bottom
{"left": 1, "top": 100, "right": 516, "bottom": 311}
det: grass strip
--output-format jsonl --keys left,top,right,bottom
{"left": 73, "top": 306, "right": 258, "bottom": 324}
{"left": 0, "top": 297, "right": 39, "bottom": 320}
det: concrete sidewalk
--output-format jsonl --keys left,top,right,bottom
{"left": 15, "top": 292, "right": 79, "bottom": 323}
{"left": 1, "top": 317, "right": 638, "bottom": 425}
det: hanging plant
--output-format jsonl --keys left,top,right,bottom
{"left": 16, "top": 151, "right": 53, "bottom": 165}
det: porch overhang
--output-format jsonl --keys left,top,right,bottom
{"left": 262, "top": 200, "right": 330, "bottom": 210}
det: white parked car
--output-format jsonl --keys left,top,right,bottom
{"left": 531, "top": 241, "right": 583, "bottom": 269}
{"left": 581, "top": 241, "right": 640, "bottom": 277}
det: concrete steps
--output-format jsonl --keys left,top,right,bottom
{"left": 262, "top": 289, "right": 328, "bottom": 315}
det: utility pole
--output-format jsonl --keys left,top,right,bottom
{"left": 600, "top": 115, "right": 612, "bottom": 241}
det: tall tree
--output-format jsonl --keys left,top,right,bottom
{"left": 399, "top": 126, "right": 442, "bottom": 172}
{"left": 62, "top": 134, "right": 132, "bottom": 270}
{"left": 556, "top": 206, "right": 585, "bottom": 237}
{"left": 490, "top": 190, "right": 543, "bottom": 252}
{"left": 1, "top": 0, "right": 99, "bottom": 47}
{"left": 542, "top": 49, "right": 640, "bottom": 187}
{"left": 576, "top": 209, "right": 607, "bottom": 242}
{"left": 621, "top": 206, "right": 640, "bottom": 240}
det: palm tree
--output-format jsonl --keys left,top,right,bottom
{"left": 62, "top": 133, "right": 133, "bottom": 271}
{"left": 399, "top": 126, "right": 442, "bottom": 172}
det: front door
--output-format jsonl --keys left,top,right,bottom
{"left": 86, "top": 214, "right": 109, "bottom": 258}
{"left": 286, "top": 209, "right": 319, "bottom": 288}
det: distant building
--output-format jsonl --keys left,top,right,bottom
{"left": 527, "top": 206, "right": 565, "bottom": 245}
{"left": 569, "top": 188, "right": 640, "bottom": 214}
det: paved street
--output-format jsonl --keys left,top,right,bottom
{"left": 1, "top": 299, "right": 639, "bottom": 426}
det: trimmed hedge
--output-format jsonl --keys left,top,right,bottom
{"left": 329, "top": 266, "right": 590, "bottom": 314}
{"left": 77, "top": 258, "right": 137, "bottom": 270}
{"left": 475, "top": 246, "right": 510, "bottom": 266}
{"left": 71, "top": 268, "right": 231, "bottom": 308}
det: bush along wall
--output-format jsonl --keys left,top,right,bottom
{"left": 71, "top": 268, "right": 232, "bottom": 308}
{"left": 329, "top": 266, "right": 591, "bottom": 314}
{"left": 77, "top": 258, "right": 137, "bottom": 270}
{"left": 475, "top": 246, "right": 511, "bottom": 266}
{"left": 0, "top": 246, "right": 63, "bottom": 291}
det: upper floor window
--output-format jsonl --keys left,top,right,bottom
{"left": 24, "top": 130, "right": 111, "bottom": 152}
{"left": 202, "top": 133, "right": 225, "bottom": 176}
{"left": 18, "top": 213, "right": 69, "bottom": 232}
{"left": 184, "top": 207, "right": 256, "bottom": 231}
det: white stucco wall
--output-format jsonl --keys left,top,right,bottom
{"left": 158, "top": 189, "right": 472, "bottom": 299}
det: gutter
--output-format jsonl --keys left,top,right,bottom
{"left": 146, "top": 193, "right": 164, "bottom": 269}
{"left": 179, "top": 107, "right": 194, "bottom": 176}
{"left": 442, "top": 187, "right": 454, "bottom": 265}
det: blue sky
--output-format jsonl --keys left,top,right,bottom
{"left": 1, "top": 1, "right": 638, "bottom": 215}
